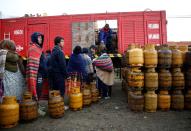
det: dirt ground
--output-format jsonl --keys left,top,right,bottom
{"left": 2, "top": 79, "right": 191, "bottom": 131}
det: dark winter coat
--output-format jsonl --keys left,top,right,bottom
{"left": 49, "top": 45, "right": 67, "bottom": 78}
{"left": 67, "top": 53, "right": 87, "bottom": 80}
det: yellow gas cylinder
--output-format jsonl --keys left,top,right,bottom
{"left": 126, "top": 44, "right": 136, "bottom": 66}
{"left": 69, "top": 93, "right": 83, "bottom": 111}
{"left": 145, "top": 68, "right": 158, "bottom": 91}
{"left": 129, "top": 47, "right": 144, "bottom": 66}
{"left": 128, "top": 67, "right": 144, "bottom": 90}
{"left": 144, "top": 44, "right": 158, "bottom": 68}
{"left": 0, "top": 96, "right": 19, "bottom": 128}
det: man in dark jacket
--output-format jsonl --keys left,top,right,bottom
{"left": 49, "top": 36, "right": 67, "bottom": 97}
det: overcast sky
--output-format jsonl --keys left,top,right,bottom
{"left": 0, "top": 0, "right": 191, "bottom": 41}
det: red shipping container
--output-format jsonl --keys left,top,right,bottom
{"left": 0, "top": 11, "right": 167, "bottom": 58}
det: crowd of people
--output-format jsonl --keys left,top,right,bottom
{"left": 0, "top": 30, "right": 114, "bottom": 113}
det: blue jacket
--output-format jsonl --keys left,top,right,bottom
{"left": 99, "top": 28, "right": 112, "bottom": 45}
{"left": 49, "top": 45, "right": 67, "bottom": 78}
{"left": 38, "top": 52, "right": 48, "bottom": 78}
{"left": 67, "top": 53, "right": 87, "bottom": 79}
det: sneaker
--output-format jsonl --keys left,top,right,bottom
{"left": 38, "top": 108, "right": 46, "bottom": 116}
{"left": 64, "top": 105, "right": 69, "bottom": 110}
{"left": 39, "top": 105, "right": 46, "bottom": 111}
{"left": 104, "top": 96, "right": 111, "bottom": 100}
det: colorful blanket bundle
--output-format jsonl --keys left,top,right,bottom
{"left": 93, "top": 53, "right": 113, "bottom": 72}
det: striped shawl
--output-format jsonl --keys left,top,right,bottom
{"left": 93, "top": 53, "right": 113, "bottom": 72}
{"left": 26, "top": 44, "right": 42, "bottom": 98}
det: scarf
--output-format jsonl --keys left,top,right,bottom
{"left": 103, "top": 27, "right": 110, "bottom": 32}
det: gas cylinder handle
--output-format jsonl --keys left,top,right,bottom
{"left": 51, "top": 92, "right": 56, "bottom": 96}
{"left": 24, "top": 96, "right": 32, "bottom": 100}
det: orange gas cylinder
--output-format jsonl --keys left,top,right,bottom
{"left": 20, "top": 91, "right": 38, "bottom": 121}
{"left": 158, "top": 69, "right": 172, "bottom": 90}
{"left": 158, "top": 45, "right": 172, "bottom": 69}
{"left": 48, "top": 90, "right": 64, "bottom": 118}
{"left": 178, "top": 45, "right": 188, "bottom": 64}
{"left": 91, "top": 88, "right": 99, "bottom": 103}
{"left": 171, "top": 90, "right": 184, "bottom": 111}
{"left": 185, "top": 90, "right": 191, "bottom": 110}
{"left": 144, "top": 91, "right": 157, "bottom": 112}
{"left": 186, "top": 69, "right": 191, "bottom": 90}
{"left": 82, "top": 88, "right": 92, "bottom": 106}
{"left": 158, "top": 91, "right": 171, "bottom": 111}
{"left": 172, "top": 68, "right": 184, "bottom": 90}
{"left": 90, "top": 82, "right": 99, "bottom": 102}
{"left": 128, "top": 91, "right": 144, "bottom": 112}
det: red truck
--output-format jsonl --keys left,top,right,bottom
{"left": 0, "top": 10, "right": 167, "bottom": 58}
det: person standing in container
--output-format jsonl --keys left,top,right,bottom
{"left": 99, "top": 24, "right": 113, "bottom": 53}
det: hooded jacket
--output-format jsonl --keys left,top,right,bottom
{"left": 26, "top": 32, "right": 44, "bottom": 98}
{"left": 31, "top": 32, "right": 44, "bottom": 48}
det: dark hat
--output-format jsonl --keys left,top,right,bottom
{"left": 89, "top": 45, "right": 97, "bottom": 50}
{"left": 73, "top": 45, "right": 82, "bottom": 55}
{"left": 31, "top": 32, "right": 44, "bottom": 48}
{"left": 82, "top": 48, "right": 89, "bottom": 53}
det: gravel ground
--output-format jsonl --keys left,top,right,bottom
{"left": 1, "top": 79, "right": 191, "bottom": 131}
